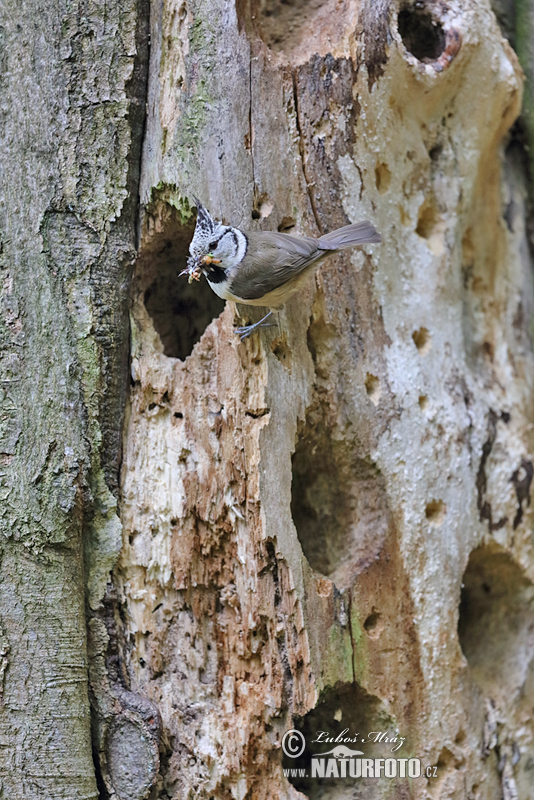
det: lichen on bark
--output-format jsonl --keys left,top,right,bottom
{"left": 0, "top": 0, "right": 148, "bottom": 797}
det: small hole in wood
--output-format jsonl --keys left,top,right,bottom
{"left": 455, "top": 729, "right": 466, "bottom": 746}
{"left": 428, "top": 143, "right": 443, "bottom": 162}
{"left": 398, "top": 6, "right": 446, "bottom": 62}
{"left": 278, "top": 216, "right": 296, "bottom": 232}
{"left": 365, "top": 373, "right": 381, "bottom": 406}
{"left": 425, "top": 499, "right": 446, "bottom": 526}
{"left": 416, "top": 200, "right": 440, "bottom": 239}
{"left": 412, "top": 326, "right": 431, "bottom": 354}
{"left": 252, "top": 192, "right": 273, "bottom": 220}
{"left": 272, "top": 335, "right": 292, "bottom": 370}
{"left": 364, "top": 611, "right": 384, "bottom": 638}
{"left": 375, "top": 162, "right": 392, "bottom": 195}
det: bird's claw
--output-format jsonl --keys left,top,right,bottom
{"left": 235, "top": 322, "right": 275, "bottom": 340}
{"left": 234, "top": 311, "right": 275, "bottom": 340}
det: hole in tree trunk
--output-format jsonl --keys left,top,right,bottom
{"left": 458, "top": 544, "right": 534, "bottom": 700}
{"left": 398, "top": 6, "right": 446, "bottom": 62}
{"left": 291, "top": 411, "right": 389, "bottom": 589}
{"left": 139, "top": 204, "right": 225, "bottom": 360}
{"left": 282, "top": 681, "right": 401, "bottom": 797}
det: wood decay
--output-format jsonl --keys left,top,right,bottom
{"left": 105, "top": 0, "right": 534, "bottom": 798}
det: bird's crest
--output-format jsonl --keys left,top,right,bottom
{"left": 189, "top": 198, "right": 217, "bottom": 256}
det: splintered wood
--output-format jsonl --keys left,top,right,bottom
{"left": 118, "top": 1, "right": 534, "bottom": 798}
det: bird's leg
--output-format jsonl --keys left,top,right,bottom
{"left": 234, "top": 310, "right": 275, "bottom": 340}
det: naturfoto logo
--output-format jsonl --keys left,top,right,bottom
{"left": 282, "top": 729, "right": 438, "bottom": 782}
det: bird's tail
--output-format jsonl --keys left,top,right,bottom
{"left": 318, "top": 221, "right": 381, "bottom": 250}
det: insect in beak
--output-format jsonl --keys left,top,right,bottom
{"left": 179, "top": 254, "right": 222, "bottom": 284}
{"left": 179, "top": 255, "right": 203, "bottom": 284}
{"left": 179, "top": 265, "right": 202, "bottom": 284}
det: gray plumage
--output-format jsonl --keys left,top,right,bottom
{"left": 228, "top": 222, "right": 381, "bottom": 303}
{"left": 182, "top": 202, "right": 381, "bottom": 337}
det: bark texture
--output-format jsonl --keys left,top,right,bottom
{"left": 3, "top": 0, "right": 534, "bottom": 799}
{"left": 116, "top": 1, "right": 534, "bottom": 799}
{"left": 0, "top": 0, "right": 147, "bottom": 797}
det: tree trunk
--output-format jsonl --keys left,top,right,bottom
{"left": 118, "top": 1, "right": 534, "bottom": 798}
{"left": 0, "top": 0, "right": 148, "bottom": 797}
{"left": 3, "top": 0, "right": 534, "bottom": 799}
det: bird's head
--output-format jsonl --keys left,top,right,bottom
{"left": 184, "top": 201, "right": 247, "bottom": 281}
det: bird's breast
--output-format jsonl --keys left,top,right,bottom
{"left": 207, "top": 277, "right": 242, "bottom": 302}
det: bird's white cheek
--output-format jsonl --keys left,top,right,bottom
{"left": 222, "top": 229, "right": 247, "bottom": 271}
{"left": 207, "top": 279, "right": 241, "bottom": 302}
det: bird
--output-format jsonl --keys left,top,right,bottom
{"left": 180, "top": 200, "right": 381, "bottom": 339}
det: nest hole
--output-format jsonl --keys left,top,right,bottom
{"left": 458, "top": 545, "right": 534, "bottom": 697}
{"left": 291, "top": 414, "right": 389, "bottom": 588}
{"left": 398, "top": 6, "right": 446, "bottom": 62}
{"left": 140, "top": 206, "right": 225, "bottom": 360}
{"left": 283, "top": 682, "right": 399, "bottom": 797}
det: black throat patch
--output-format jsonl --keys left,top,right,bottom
{"left": 204, "top": 264, "right": 227, "bottom": 284}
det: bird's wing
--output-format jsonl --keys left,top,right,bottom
{"left": 228, "top": 231, "right": 323, "bottom": 301}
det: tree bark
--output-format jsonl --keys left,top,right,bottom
{"left": 117, "top": 1, "right": 534, "bottom": 799}
{"left": 0, "top": 0, "right": 148, "bottom": 797}
{"left": 3, "top": 1, "right": 534, "bottom": 799}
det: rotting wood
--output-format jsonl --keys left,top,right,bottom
{"left": 117, "top": 1, "right": 534, "bottom": 798}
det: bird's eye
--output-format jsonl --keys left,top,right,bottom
{"left": 208, "top": 240, "right": 218, "bottom": 250}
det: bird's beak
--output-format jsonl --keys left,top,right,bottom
{"left": 179, "top": 254, "right": 223, "bottom": 283}
{"left": 179, "top": 256, "right": 203, "bottom": 283}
